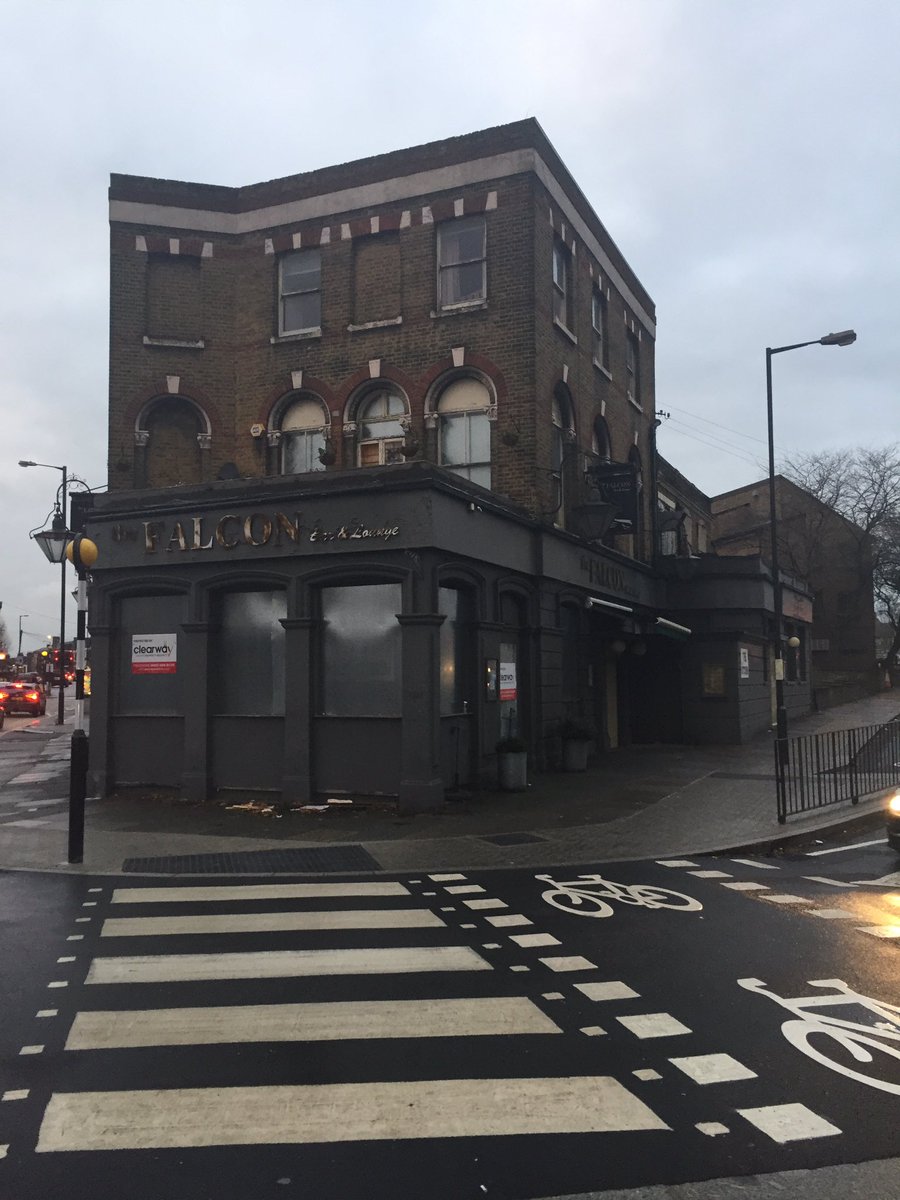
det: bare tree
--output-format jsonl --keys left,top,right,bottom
{"left": 783, "top": 444, "right": 900, "bottom": 666}
{"left": 0, "top": 617, "right": 8, "bottom": 654}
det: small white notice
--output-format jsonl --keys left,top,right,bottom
{"left": 499, "top": 662, "right": 517, "bottom": 702}
{"left": 132, "top": 634, "right": 177, "bottom": 675}
{"left": 739, "top": 647, "right": 750, "bottom": 679}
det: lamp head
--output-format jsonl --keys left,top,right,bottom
{"left": 819, "top": 330, "right": 856, "bottom": 347}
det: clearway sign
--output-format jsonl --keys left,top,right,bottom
{"left": 131, "top": 634, "right": 177, "bottom": 675}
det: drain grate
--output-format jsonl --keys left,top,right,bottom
{"left": 122, "top": 844, "right": 382, "bottom": 875}
{"left": 480, "top": 832, "right": 547, "bottom": 847}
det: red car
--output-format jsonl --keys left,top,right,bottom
{"left": 0, "top": 680, "right": 47, "bottom": 716}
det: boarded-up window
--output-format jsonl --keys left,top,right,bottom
{"left": 146, "top": 255, "right": 201, "bottom": 340}
{"left": 353, "top": 234, "right": 401, "bottom": 325}
{"left": 146, "top": 399, "right": 202, "bottom": 487}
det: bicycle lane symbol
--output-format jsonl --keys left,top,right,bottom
{"left": 536, "top": 872, "right": 704, "bottom": 919}
{"left": 739, "top": 977, "right": 900, "bottom": 1096}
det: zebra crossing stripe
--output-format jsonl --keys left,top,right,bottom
{"left": 85, "top": 944, "right": 491, "bottom": 985}
{"left": 111, "top": 882, "right": 409, "bottom": 904}
{"left": 66, "top": 996, "right": 562, "bottom": 1050}
{"left": 36, "top": 1076, "right": 668, "bottom": 1151}
{"left": 100, "top": 909, "right": 446, "bottom": 938}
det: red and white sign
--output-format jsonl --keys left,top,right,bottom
{"left": 499, "top": 662, "right": 517, "bottom": 702}
{"left": 132, "top": 634, "right": 177, "bottom": 675}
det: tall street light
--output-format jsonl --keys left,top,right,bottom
{"left": 766, "top": 330, "right": 856, "bottom": 777}
{"left": 18, "top": 614, "right": 28, "bottom": 659}
{"left": 20, "top": 460, "right": 68, "bottom": 727}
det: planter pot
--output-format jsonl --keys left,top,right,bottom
{"left": 562, "top": 738, "right": 590, "bottom": 772}
{"left": 498, "top": 751, "right": 528, "bottom": 791}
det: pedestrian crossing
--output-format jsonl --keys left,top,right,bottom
{"left": 8, "top": 875, "right": 674, "bottom": 1166}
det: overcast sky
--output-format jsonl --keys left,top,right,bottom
{"left": 1, "top": 0, "right": 896, "bottom": 654}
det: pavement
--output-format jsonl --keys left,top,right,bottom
{"left": 1, "top": 690, "right": 898, "bottom": 876}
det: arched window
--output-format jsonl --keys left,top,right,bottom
{"left": 551, "top": 386, "right": 574, "bottom": 521}
{"left": 437, "top": 377, "right": 492, "bottom": 488}
{"left": 144, "top": 398, "right": 202, "bottom": 488}
{"left": 357, "top": 388, "right": 407, "bottom": 466}
{"left": 280, "top": 395, "right": 327, "bottom": 475}
{"left": 592, "top": 417, "right": 612, "bottom": 462}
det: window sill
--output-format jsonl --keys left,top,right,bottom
{"left": 552, "top": 317, "right": 578, "bottom": 345}
{"left": 347, "top": 316, "right": 403, "bottom": 332}
{"left": 270, "top": 329, "right": 322, "bottom": 344}
{"left": 143, "top": 336, "right": 205, "bottom": 349}
{"left": 431, "top": 300, "right": 488, "bottom": 318}
{"left": 627, "top": 393, "right": 643, "bottom": 413}
{"left": 592, "top": 359, "right": 612, "bottom": 380}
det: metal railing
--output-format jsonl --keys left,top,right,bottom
{"left": 776, "top": 717, "right": 900, "bottom": 822}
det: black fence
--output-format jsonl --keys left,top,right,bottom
{"left": 776, "top": 717, "right": 900, "bottom": 822}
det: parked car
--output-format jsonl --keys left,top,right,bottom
{"left": 0, "top": 679, "right": 47, "bottom": 716}
{"left": 887, "top": 788, "right": 900, "bottom": 854}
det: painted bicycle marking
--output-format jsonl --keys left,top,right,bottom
{"left": 739, "top": 976, "right": 900, "bottom": 1095}
{"left": 536, "top": 873, "right": 703, "bottom": 919}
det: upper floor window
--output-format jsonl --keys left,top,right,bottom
{"left": 626, "top": 328, "right": 641, "bottom": 406}
{"left": 279, "top": 249, "right": 321, "bottom": 335}
{"left": 357, "top": 388, "right": 407, "bottom": 466}
{"left": 147, "top": 255, "right": 201, "bottom": 342}
{"left": 437, "top": 216, "right": 486, "bottom": 309}
{"left": 591, "top": 417, "right": 612, "bottom": 463}
{"left": 280, "top": 395, "right": 327, "bottom": 475}
{"left": 551, "top": 388, "right": 574, "bottom": 523}
{"left": 552, "top": 238, "right": 573, "bottom": 329}
{"left": 591, "top": 288, "right": 608, "bottom": 368}
{"left": 437, "top": 378, "right": 492, "bottom": 489}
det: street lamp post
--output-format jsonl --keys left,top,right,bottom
{"left": 20, "top": 461, "right": 68, "bottom": 726}
{"left": 18, "top": 614, "right": 28, "bottom": 659}
{"left": 766, "top": 330, "right": 856, "bottom": 791}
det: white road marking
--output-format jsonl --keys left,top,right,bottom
{"left": 56, "top": 956, "right": 76, "bottom": 963}
{"left": 802, "top": 876, "right": 856, "bottom": 888}
{"left": 66, "top": 996, "right": 561, "bottom": 1050}
{"left": 761, "top": 894, "right": 808, "bottom": 904}
{"left": 806, "top": 838, "right": 887, "bottom": 857}
{"left": 100, "top": 909, "right": 446, "bottom": 938}
{"left": 485, "top": 914, "right": 532, "bottom": 928}
{"left": 19, "top": 1045, "right": 44, "bottom": 1056}
{"left": 669, "top": 1054, "right": 757, "bottom": 1084}
{"left": 633, "top": 1069, "right": 662, "bottom": 1081}
{"left": 464, "top": 898, "right": 508, "bottom": 911}
{"left": 66, "top": 935, "right": 84, "bottom": 942}
{"left": 687, "top": 870, "right": 732, "bottom": 879}
{"left": 542, "top": 992, "right": 565, "bottom": 1000}
{"left": 539, "top": 956, "right": 597, "bottom": 973}
{"left": 36, "top": 1076, "right": 669, "bottom": 1151}
{"left": 1, "top": 1091, "right": 29, "bottom": 1102}
{"left": 445, "top": 885, "right": 485, "bottom": 895}
{"left": 509, "top": 933, "right": 561, "bottom": 948}
{"left": 696, "top": 1122, "right": 729, "bottom": 1136}
{"left": 721, "top": 881, "right": 769, "bottom": 892}
{"left": 808, "top": 908, "right": 857, "bottom": 920}
{"left": 111, "top": 882, "right": 409, "bottom": 904}
{"left": 47, "top": 981, "right": 67, "bottom": 989}
{"left": 857, "top": 924, "right": 900, "bottom": 938}
{"left": 0, "top": 1145, "right": 7, "bottom": 1159}
{"left": 579, "top": 1026, "right": 606, "bottom": 1037}
{"left": 729, "top": 859, "right": 779, "bottom": 869}
{"left": 36, "top": 1010, "right": 57, "bottom": 1018}
{"left": 575, "top": 981, "right": 640, "bottom": 1002}
{"left": 510, "top": 965, "right": 530, "bottom": 972}
{"left": 481, "top": 943, "right": 501, "bottom": 950}
{"left": 86, "top": 945, "right": 491, "bottom": 985}
{"left": 428, "top": 873, "right": 466, "bottom": 882}
{"left": 656, "top": 860, "right": 697, "bottom": 868}
{"left": 617, "top": 1013, "right": 692, "bottom": 1039}
{"left": 737, "top": 1103, "right": 841, "bottom": 1143}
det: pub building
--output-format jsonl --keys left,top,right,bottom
{"left": 82, "top": 120, "right": 812, "bottom": 810}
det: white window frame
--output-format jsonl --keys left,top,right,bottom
{"left": 626, "top": 328, "right": 641, "bottom": 407}
{"left": 552, "top": 239, "right": 572, "bottom": 329}
{"left": 591, "top": 288, "right": 608, "bottom": 368}
{"left": 279, "top": 249, "right": 321, "bottom": 336}
{"left": 437, "top": 216, "right": 487, "bottom": 310}
{"left": 356, "top": 389, "right": 408, "bottom": 467}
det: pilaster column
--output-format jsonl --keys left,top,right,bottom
{"left": 281, "top": 617, "right": 317, "bottom": 805}
{"left": 397, "top": 613, "right": 446, "bottom": 813}
{"left": 180, "top": 621, "right": 210, "bottom": 801}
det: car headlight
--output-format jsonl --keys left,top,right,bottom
{"left": 889, "top": 792, "right": 900, "bottom": 815}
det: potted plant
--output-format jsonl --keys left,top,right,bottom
{"left": 496, "top": 736, "right": 528, "bottom": 791}
{"left": 558, "top": 719, "right": 594, "bottom": 773}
